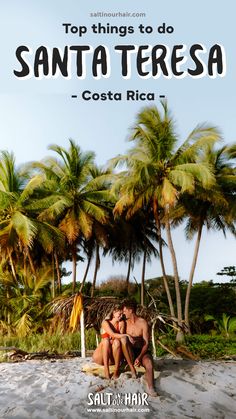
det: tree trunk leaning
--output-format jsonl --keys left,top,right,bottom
{"left": 91, "top": 244, "right": 100, "bottom": 297}
{"left": 184, "top": 223, "right": 203, "bottom": 332}
{"left": 153, "top": 198, "right": 176, "bottom": 318}
{"left": 126, "top": 242, "right": 132, "bottom": 293}
{"left": 165, "top": 206, "right": 184, "bottom": 342}
{"left": 54, "top": 252, "right": 61, "bottom": 294}
{"left": 79, "top": 254, "right": 91, "bottom": 293}
{"left": 72, "top": 246, "right": 77, "bottom": 294}
{"left": 141, "top": 247, "right": 147, "bottom": 306}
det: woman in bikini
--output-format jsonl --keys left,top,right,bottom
{"left": 92, "top": 304, "right": 136, "bottom": 379}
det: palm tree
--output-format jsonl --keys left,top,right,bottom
{"left": 105, "top": 211, "right": 158, "bottom": 297}
{"left": 107, "top": 217, "right": 142, "bottom": 291}
{"left": 138, "top": 210, "right": 159, "bottom": 306}
{"left": 112, "top": 102, "right": 220, "bottom": 341}
{"left": 79, "top": 238, "right": 93, "bottom": 293}
{"left": 0, "top": 264, "right": 17, "bottom": 333}
{"left": 89, "top": 221, "right": 110, "bottom": 297}
{"left": 0, "top": 151, "right": 41, "bottom": 277}
{"left": 0, "top": 151, "right": 65, "bottom": 284}
{"left": 9, "top": 266, "right": 52, "bottom": 336}
{"left": 0, "top": 259, "right": 53, "bottom": 336}
{"left": 174, "top": 144, "right": 236, "bottom": 332}
{"left": 86, "top": 165, "right": 112, "bottom": 297}
{"left": 34, "top": 140, "right": 112, "bottom": 293}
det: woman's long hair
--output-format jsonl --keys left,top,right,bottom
{"left": 105, "top": 304, "right": 122, "bottom": 320}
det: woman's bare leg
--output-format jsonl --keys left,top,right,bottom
{"left": 112, "top": 339, "right": 122, "bottom": 379}
{"left": 92, "top": 341, "right": 104, "bottom": 365}
{"left": 92, "top": 339, "right": 112, "bottom": 379}
{"left": 102, "top": 338, "right": 112, "bottom": 379}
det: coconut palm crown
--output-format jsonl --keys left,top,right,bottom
{"left": 112, "top": 101, "right": 221, "bottom": 340}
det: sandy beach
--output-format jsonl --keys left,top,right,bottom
{"left": 0, "top": 357, "right": 236, "bottom": 419}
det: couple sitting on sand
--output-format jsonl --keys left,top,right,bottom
{"left": 92, "top": 299, "right": 157, "bottom": 397}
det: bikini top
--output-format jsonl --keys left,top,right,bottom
{"left": 100, "top": 320, "right": 120, "bottom": 339}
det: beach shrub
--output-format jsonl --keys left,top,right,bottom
{"left": 0, "top": 328, "right": 97, "bottom": 356}
{"left": 183, "top": 335, "right": 236, "bottom": 359}
{"left": 154, "top": 334, "right": 236, "bottom": 359}
{"left": 204, "top": 313, "right": 236, "bottom": 337}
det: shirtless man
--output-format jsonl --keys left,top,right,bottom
{"left": 122, "top": 299, "right": 158, "bottom": 397}
{"left": 92, "top": 304, "right": 136, "bottom": 379}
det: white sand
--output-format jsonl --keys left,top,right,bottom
{"left": 0, "top": 357, "right": 236, "bottom": 418}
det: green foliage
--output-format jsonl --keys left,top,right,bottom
{"left": 0, "top": 329, "right": 97, "bottom": 357}
{"left": 217, "top": 266, "right": 236, "bottom": 280}
{"left": 140, "top": 278, "right": 236, "bottom": 334}
{"left": 188, "top": 281, "right": 236, "bottom": 332}
{"left": 1, "top": 329, "right": 236, "bottom": 361}
{"left": 145, "top": 275, "right": 176, "bottom": 313}
{"left": 155, "top": 334, "right": 177, "bottom": 357}
{"left": 0, "top": 111, "right": 235, "bottom": 340}
{"left": 185, "top": 335, "right": 236, "bottom": 359}
{"left": 205, "top": 313, "right": 236, "bottom": 337}
{"left": 155, "top": 333, "right": 236, "bottom": 359}
{"left": 14, "top": 313, "right": 33, "bottom": 338}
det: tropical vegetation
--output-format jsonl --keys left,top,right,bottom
{"left": 0, "top": 101, "right": 236, "bottom": 348}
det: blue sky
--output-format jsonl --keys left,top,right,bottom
{"left": 0, "top": 0, "right": 235, "bottom": 285}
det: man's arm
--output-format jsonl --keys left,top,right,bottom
{"left": 120, "top": 321, "right": 136, "bottom": 344}
{"left": 102, "top": 320, "right": 127, "bottom": 339}
{"left": 134, "top": 320, "right": 149, "bottom": 366}
{"left": 119, "top": 320, "right": 126, "bottom": 334}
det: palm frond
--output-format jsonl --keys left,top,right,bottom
{"left": 12, "top": 211, "right": 37, "bottom": 247}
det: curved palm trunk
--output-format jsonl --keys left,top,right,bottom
{"left": 126, "top": 241, "right": 132, "bottom": 293}
{"left": 51, "top": 253, "right": 55, "bottom": 299}
{"left": 165, "top": 206, "right": 183, "bottom": 342}
{"left": 141, "top": 247, "right": 147, "bottom": 306}
{"left": 79, "top": 253, "right": 92, "bottom": 293}
{"left": 7, "top": 250, "right": 17, "bottom": 281}
{"left": 91, "top": 244, "right": 100, "bottom": 297}
{"left": 26, "top": 248, "right": 36, "bottom": 277}
{"left": 6, "top": 288, "right": 11, "bottom": 335}
{"left": 72, "top": 245, "right": 77, "bottom": 294}
{"left": 184, "top": 223, "right": 203, "bottom": 332}
{"left": 23, "top": 252, "right": 27, "bottom": 281}
{"left": 54, "top": 252, "right": 61, "bottom": 294}
{"left": 153, "top": 199, "right": 176, "bottom": 318}
{"left": 158, "top": 240, "right": 176, "bottom": 318}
